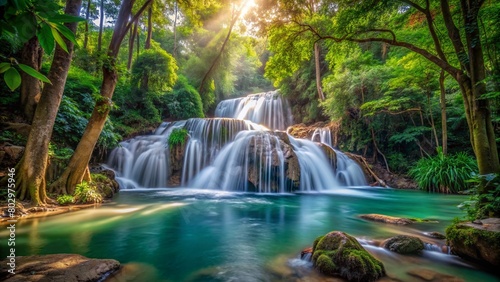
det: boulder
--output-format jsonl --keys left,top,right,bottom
{"left": 312, "top": 231, "right": 385, "bottom": 282}
{"left": 446, "top": 219, "right": 500, "bottom": 268}
{"left": 424, "top": 231, "right": 446, "bottom": 240}
{"left": 0, "top": 254, "right": 119, "bottom": 282}
{"left": 359, "top": 214, "right": 413, "bottom": 225}
{"left": 383, "top": 235, "right": 424, "bottom": 254}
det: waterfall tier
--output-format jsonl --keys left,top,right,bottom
{"left": 214, "top": 91, "right": 293, "bottom": 131}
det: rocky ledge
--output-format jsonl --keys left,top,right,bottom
{"left": 446, "top": 218, "right": 500, "bottom": 270}
{"left": 0, "top": 254, "right": 120, "bottom": 282}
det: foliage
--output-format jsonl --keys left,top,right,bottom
{"left": 168, "top": 128, "right": 188, "bottom": 147}
{"left": 162, "top": 75, "right": 204, "bottom": 120}
{"left": 131, "top": 48, "right": 178, "bottom": 93}
{"left": 460, "top": 174, "right": 500, "bottom": 220}
{"left": 0, "top": 130, "right": 25, "bottom": 145}
{"left": 409, "top": 148, "right": 478, "bottom": 193}
{"left": 0, "top": 0, "right": 84, "bottom": 90}
{"left": 56, "top": 194, "right": 74, "bottom": 205}
{"left": 74, "top": 181, "right": 103, "bottom": 204}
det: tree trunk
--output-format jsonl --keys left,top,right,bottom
{"left": 127, "top": 21, "right": 137, "bottom": 70}
{"left": 439, "top": 70, "right": 448, "bottom": 155}
{"left": 173, "top": 1, "right": 178, "bottom": 57}
{"left": 199, "top": 6, "right": 243, "bottom": 96}
{"left": 83, "top": 0, "right": 91, "bottom": 50}
{"left": 12, "top": 0, "right": 82, "bottom": 205}
{"left": 20, "top": 36, "right": 42, "bottom": 122}
{"left": 50, "top": 0, "right": 153, "bottom": 194}
{"left": 97, "top": 0, "right": 104, "bottom": 52}
{"left": 145, "top": 4, "right": 152, "bottom": 50}
{"left": 314, "top": 42, "right": 324, "bottom": 100}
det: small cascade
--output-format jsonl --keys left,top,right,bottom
{"left": 215, "top": 90, "right": 293, "bottom": 130}
{"left": 311, "top": 128, "right": 368, "bottom": 186}
{"left": 190, "top": 130, "right": 288, "bottom": 193}
{"left": 107, "top": 121, "right": 185, "bottom": 188}
{"left": 288, "top": 135, "right": 340, "bottom": 191}
{"left": 181, "top": 118, "right": 262, "bottom": 185}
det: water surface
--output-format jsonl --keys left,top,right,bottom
{"left": 7, "top": 188, "right": 498, "bottom": 281}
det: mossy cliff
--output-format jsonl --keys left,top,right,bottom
{"left": 311, "top": 231, "right": 385, "bottom": 282}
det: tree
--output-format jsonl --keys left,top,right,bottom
{"left": 50, "top": 0, "right": 154, "bottom": 195}
{"left": 7, "top": 0, "right": 83, "bottom": 205}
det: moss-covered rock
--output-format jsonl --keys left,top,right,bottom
{"left": 312, "top": 231, "right": 385, "bottom": 282}
{"left": 446, "top": 219, "right": 500, "bottom": 268}
{"left": 383, "top": 235, "right": 424, "bottom": 254}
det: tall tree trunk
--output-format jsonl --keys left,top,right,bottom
{"left": 83, "top": 0, "right": 91, "bottom": 50}
{"left": 97, "top": 0, "right": 104, "bottom": 52}
{"left": 50, "top": 0, "right": 153, "bottom": 194}
{"left": 10, "top": 0, "right": 82, "bottom": 206}
{"left": 199, "top": 7, "right": 242, "bottom": 96}
{"left": 20, "top": 36, "right": 42, "bottom": 122}
{"left": 439, "top": 70, "right": 448, "bottom": 155}
{"left": 127, "top": 20, "right": 137, "bottom": 70}
{"left": 145, "top": 4, "right": 152, "bottom": 50}
{"left": 314, "top": 42, "right": 324, "bottom": 100}
{"left": 136, "top": 18, "right": 140, "bottom": 57}
{"left": 173, "top": 1, "right": 178, "bottom": 57}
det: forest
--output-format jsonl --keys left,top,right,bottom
{"left": 1, "top": 0, "right": 500, "bottom": 281}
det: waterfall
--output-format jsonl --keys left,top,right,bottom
{"left": 215, "top": 91, "right": 293, "bottom": 131}
{"left": 106, "top": 92, "right": 369, "bottom": 191}
{"left": 311, "top": 128, "right": 368, "bottom": 186}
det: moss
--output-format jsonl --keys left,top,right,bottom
{"left": 312, "top": 231, "right": 385, "bottom": 282}
{"left": 383, "top": 235, "right": 424, "bottom": 254}
{"left": 446, "top": 222, "right": 500, "bottom": 249}
{"left": 168, "top": 128, "right": 189, "bottom": 147}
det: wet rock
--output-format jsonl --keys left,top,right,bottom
{"left": 407, "top": 268, "right": 464, "bottom": 282}
{"left": 0, "top": 254, "right": 119, "bottom": 282}
{"left": 359, "top": 214, "right": 413, "bottom": 225}
{"left": 424, "top": 232, "right": 446, "bottom": 240}
{"left": 446, "top": 219, "right": 500, "bottom": 268}
{"left": 383, "top": 235, "right": 424, "bottom": 254}
{"left": 312, "top": 231, "right": 385, "bottom": 282}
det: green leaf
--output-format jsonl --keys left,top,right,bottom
{"left": 51, "top": 27, "right": 68, "bottom": 53}
{"left": 53, "top": 23, "right": 77, "bottom": 45}
{"left": 4, "top": 67, "right": 21, "bottom": 91}
{"left": 18, "top": 64, "right": 51, "bottom": 83}
{"left": 0, "top": 62, "right": 10, "bottom": 73}
{"left": 48, "top": 14, "right": 85, "bottom": 23}
{"left": 37, "top": 23, "right": 55, "bottom": 53}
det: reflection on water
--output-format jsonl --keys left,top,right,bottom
{"left": 4, "top": 188, "right": 498, "bottom": 281}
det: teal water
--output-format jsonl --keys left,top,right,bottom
{"left": 6, "top": 188, "right": 498, "bottom": 281}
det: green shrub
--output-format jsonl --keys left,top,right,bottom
{"left": 57, "top": 195, "right": 74, "bottom": 205}
{"left": 409, "top": 147, "right": 477, "bottom": 193}
{"left": 168, "top": 128, "right": 188, "bottom": 147}
{"left": 162, "top": 75, "right": 204, "bottom": 120}
{"left": 74, "top": 181, "right": 103, "bottom": 204}
{"left": 460, "top": 173, "right": 500, "bottom": 219}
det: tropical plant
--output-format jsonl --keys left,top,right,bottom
{"left": 168, "top": 128, "right": 188, "bottom": 147}
{"left": 74, "top": 181, "right": 102, "bottom": 204}
{"left": 460, "top": 174, "right": 500, "bottom": 219}
{"left": 409, "top": 148, "right": 478, "bottom": 193}
{"left": 56, "top": 194, "right": 74, "bottom": 205}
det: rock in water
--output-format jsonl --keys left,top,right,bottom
{"left": 312, "top": 231, "right": 385, "bottom": 282}
{"left": 0, "top": 254, "right": 120, "bottom": 282}
{"left": 446, "top": 219, "right": 500, "bottom": 269}
{"left": 359, "top": 214, "right": 413, "bottom": 225}
{"left": 383, "top": 235, "right": 424, "bottom": 254}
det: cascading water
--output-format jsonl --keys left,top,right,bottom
{"left": 106, "top": 92, "right": 368, "bottom": 191}
{"left": 215, "top": 90, "right": 293, "bottom": 130}
{"left": 311, "top": 128, "right": 368, "bottom": 186}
